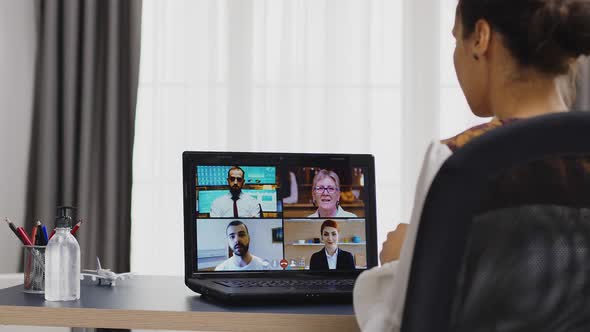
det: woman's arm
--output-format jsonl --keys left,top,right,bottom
{"left": 379, "top": 223, "right": 409, "bottom": 264}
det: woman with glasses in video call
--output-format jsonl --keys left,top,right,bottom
{"left": 309, "top": 219, "right": 356, "bottom": 270}
{"left": 308, "top": 169, "right": 357, "bottom": 218}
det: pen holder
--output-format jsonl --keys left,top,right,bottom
{"left": 23, "top": 245, "right": 46, "bottom": 294}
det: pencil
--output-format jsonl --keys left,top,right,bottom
{"left": 5, "top": 218, "right": 32, "bottom": 245}
{"left": 16, "top": 227, "right": 33, "bottom": 246}
{"left": 71, "top": 219, "right": 83, "bottom": 235}
{"left": 4, "top": 218, "right": 19, "bottom": 238}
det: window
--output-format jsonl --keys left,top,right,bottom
{"left": 132, "top": 0, "right": 483, "bottom": 274}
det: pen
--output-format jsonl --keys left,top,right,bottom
{"left": 41, "top": 225, "right": 49, "bottom": 244}
{"left": 30, "top": 221, "right": 40, "bottom": 246}
{"left": 36, "top": 224, "right": 44, "bottom": 246}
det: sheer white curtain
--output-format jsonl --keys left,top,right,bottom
{"left": 132, "top": 0, "right": 485, "bottom": 274}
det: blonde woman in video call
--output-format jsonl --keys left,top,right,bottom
{"left": 308, "top": 169, "right": 357, "bottom": 218}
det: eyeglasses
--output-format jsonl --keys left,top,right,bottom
{"left": 229, "top": 176, "right": 244, "bottom": 183}
{"left": 314, "top": 186, "right": 338, "bottom": 194}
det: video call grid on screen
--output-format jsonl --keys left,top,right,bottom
{"left": 194, "top": 164, "right": 369, "bottom": 272}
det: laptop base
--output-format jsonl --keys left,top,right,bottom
{"left": 186, "top": 277, "right": 354, "bottom": 304}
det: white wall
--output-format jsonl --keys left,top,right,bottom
{"left": 0, "top": 0, "right": 36, "bottom": 273}
{"left": 246, "top": 219, "right": 283, "bottom": 262}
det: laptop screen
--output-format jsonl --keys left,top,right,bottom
{"left": 183, "top": 152, "right": 378, "bottom": 274}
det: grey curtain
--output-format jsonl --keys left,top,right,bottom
{"left": 25, "top": 0, "right": 142, "bottom": 275}
{"left": 574, "top": 59, "right": 590, "bottom": 110}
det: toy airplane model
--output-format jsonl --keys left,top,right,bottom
{"left": 81, "top": 257, "right": 134, "bottom": 286}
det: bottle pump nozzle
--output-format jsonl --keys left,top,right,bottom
{"left": 56, "top": 206, "right": 76, "bottom": 228}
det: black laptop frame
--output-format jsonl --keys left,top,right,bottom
{"left": 183, "top": 151, "right": 378, "bottom": 281}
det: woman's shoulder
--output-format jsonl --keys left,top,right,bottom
{"left": 307, "top": 211, "right": 319, "bottom": 218}
{"left": 311, "top": 249, "right": 324, "bottom": 257}
{"left": 336, "top": 207, "right": 357, "bottom": 217}
{"left": 441, "top": 118, "right": 517, "bottom": 152}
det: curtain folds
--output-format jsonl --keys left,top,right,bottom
{"left": 25, "top": 0, "right": 142, "bottom": 272}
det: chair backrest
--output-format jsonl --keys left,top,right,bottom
{"left": 401, "top": 112, "right": 590, "bottom": 332}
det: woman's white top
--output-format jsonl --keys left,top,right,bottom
{"left": 353, "top": 141, "right": 453, "bottom": 331}
{"left": 308, "top": 205, "right": 358, "bottom": 218}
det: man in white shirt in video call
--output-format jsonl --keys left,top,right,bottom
{"left": 215, "top": 220, "right": 265, "bottom": 271}
{"left": 209, "top": 166, "right": 262, "bottom": 218}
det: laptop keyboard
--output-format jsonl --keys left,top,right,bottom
{"left": 214, "top": 279, "right": 355, "bottom": 290}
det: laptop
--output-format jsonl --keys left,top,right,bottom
{"left": 183, "top": 151, "right": 378, "bottom": 303}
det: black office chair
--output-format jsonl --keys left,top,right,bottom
{"left": 401, "top": 112, "right": 590, "bottom": 332}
